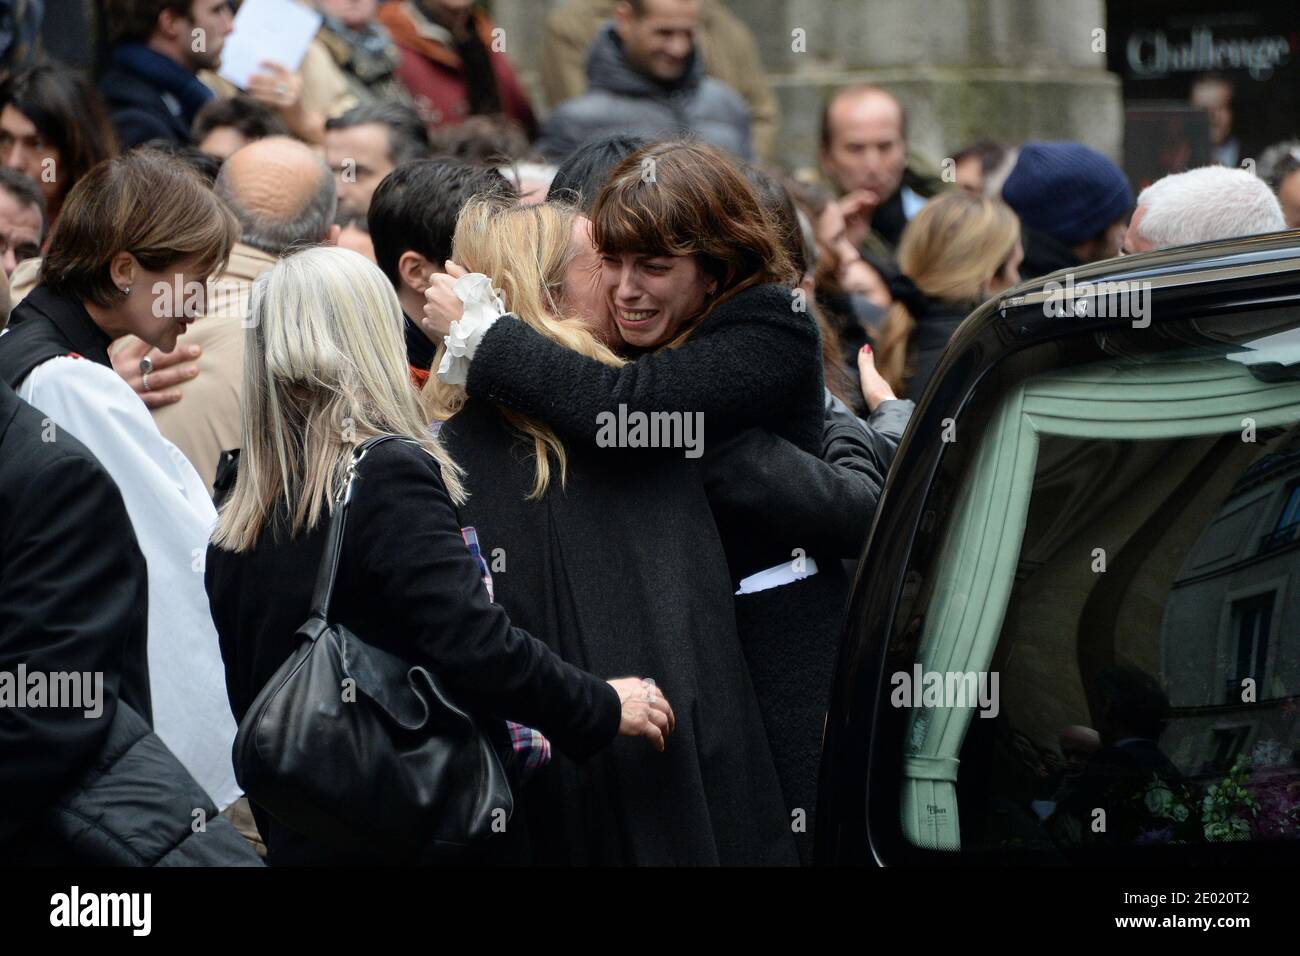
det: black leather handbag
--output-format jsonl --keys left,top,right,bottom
{"left": 232, "top": 436, "right": 513, "bottom": 862}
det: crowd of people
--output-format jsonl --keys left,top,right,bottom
{"left": 0, "top": 0, "right": 1296, "bottom": 866}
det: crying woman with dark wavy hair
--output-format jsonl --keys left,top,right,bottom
{"left": 424, "top": 139, "right": 886, "bottom": 863}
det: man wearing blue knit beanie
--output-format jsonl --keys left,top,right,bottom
{"left": 1000, "top": 141, "right": 1134, "bottom": 280}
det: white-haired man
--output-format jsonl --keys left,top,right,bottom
{"left": 1122, "top": 165, "right": 1286, "bottom": 254}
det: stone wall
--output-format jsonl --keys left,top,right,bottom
{"left": 491, "top": 0, "right": 1124, "bottom": 172}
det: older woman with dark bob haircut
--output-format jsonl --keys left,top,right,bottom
{"left": 0, "top": 148, "right": 244, "bottom": 811}
{"left": 426, "top": 140, "right": 875, "bottom": 862}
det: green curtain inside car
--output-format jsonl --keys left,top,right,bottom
{"left": 901, "top": 358, "right": 1300, "bottom": 850}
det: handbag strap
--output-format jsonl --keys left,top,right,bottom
{"left": 306, "top": 434, "right": 408, "bottom": 629}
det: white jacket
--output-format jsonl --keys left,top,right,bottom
{"left": 19, "top": 355, "right": 240, "bottom": 810}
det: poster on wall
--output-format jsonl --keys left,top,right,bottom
{"left": 1107, "top": 3, "right": 1299, "bottom": 175}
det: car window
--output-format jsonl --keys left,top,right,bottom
{"left": 889, "top": 331, "right": 1300, "bottom": 857}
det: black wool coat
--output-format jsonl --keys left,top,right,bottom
{"left": 903, "top": 299, "right": 975, "bottom": 401}
{"left": 439, "top": 398, "right": 797, "bottom": 865}
{"left": 205, "top": 438, "right": 621, "bottom": 865}
{"left": 0, "top": 382, "right": 147, "bottom": 851}
{"left": 465, "top": 283, "right": 873, "bottom": 862}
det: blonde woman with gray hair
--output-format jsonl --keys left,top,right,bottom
{"left": 204, "top": 245, "right": 674, "bottom": 865}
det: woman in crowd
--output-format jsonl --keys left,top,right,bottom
{"left": 745, "top": 165, "right": 860, "bottom": 410}
{"left": 425, "top": 141, "right": 878, "bottom": 861}
{"left": 0, "top": 148, "right": 240, "bottom": 810}
{"left": 425, "top": 199, "right": 796, "bottom": 866}
{"left": 377, "top": 0, "right": 537, "bottom": 137}
{"left": 0, "top": 64, "right": 117, "bottom": 233}
{"left": 875, "top": 190, "right": 1023, "bottom": 398}
{"left": 742, "top": 162, "right": 914, "bottom": 482}
{"left": 205, "top": 245, "right": 674, "bottom": 865}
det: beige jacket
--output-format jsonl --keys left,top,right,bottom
{"left": 7, "top": 255, "right": 37, "bottom": 309}
{"left": 540, "top": 0, "right": 779, "bottom": 162}
{"left": 100, "top": 242, "right": 274, "bottom": 494}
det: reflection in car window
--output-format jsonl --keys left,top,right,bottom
{"left": 896, "top": 351, "right": 1300, "bottom": 854}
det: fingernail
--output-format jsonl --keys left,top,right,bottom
{"left": 863, "top": 344, "right": 873, "bottom": 354}
{"left": 188, "top": 366, "right": 199, "bottom": 377}
{"left": 187, "top": 346, "right": 201, "bottom": 356}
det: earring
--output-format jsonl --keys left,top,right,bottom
{"left": 122, "top": 286, "right": 131, "bottom": 296}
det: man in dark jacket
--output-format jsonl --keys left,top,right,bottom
{"left": 0, "top": 379, "right": 262, "bottom": 865}
{"left": 1000, "top": 141, "right": 1133, "bottom": 281}
{"left": 99, "top": 0, "right": 235, "bottom": 148}
{"left": 368, "top": 159, "right": 516, "bottom": 387}
{"left": 537, "top": 0, "right": 752, "bottom": 162}
{"left": 0, "top": 379, "right": 151, "bottom": 847}
{"left": 541, "top": 0, "right": 780, "bottom": 161}
{"left": 819, "top": 84, "right": 946, "bottom": 272}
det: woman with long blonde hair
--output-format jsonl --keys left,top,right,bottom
{"left": 875, "top": 190, "right": 1023, "bottom": 397}
{"left": 432, "top": 199, "right": 796, "bottom": 866}
{"left": 205, "top": 246, "right": 673, "bottom": 865}
{"left": 422, "top": 198, "right": 625, "bottom": 498}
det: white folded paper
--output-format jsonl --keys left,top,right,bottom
{"left": 735, "top": 557, "right": 819, "bottom": 595}
{"left": 218, "top": 0, "right": 322, "bottom": 90}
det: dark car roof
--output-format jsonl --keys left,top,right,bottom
{"left": 1005, "top": 228, "right": 1300, "bottom": 305}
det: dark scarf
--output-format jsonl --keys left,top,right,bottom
{"left": 319, "top": 14, "right": 401, "bottom": 84}
{"left": 111, "top": 42, "right": 214, "bottom": 123}
{"left": 886, "top": 272, "right": 930, "bottom": 319}
{"left": 873, "top": 186, "right": 909, "bottom": 250}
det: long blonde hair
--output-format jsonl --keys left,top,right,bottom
{"left": 422, "top": 200, "right": 624, "bottom": 499}
{"left": 876, "top": 191, "right": 1020, "bottom": 393}
{"left": 214, "top": 246, "right": 464, "bottom": 552}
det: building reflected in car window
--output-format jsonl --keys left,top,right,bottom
{"left": 895, "top": 348, "right": 1300, "bottom": 854}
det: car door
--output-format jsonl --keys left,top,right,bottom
{"left": 819, "top": 242, "right": 1300, "bottom": 866}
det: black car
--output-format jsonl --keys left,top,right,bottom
{"left": 818, "top": 233, "right": 1300, "bottom": 865}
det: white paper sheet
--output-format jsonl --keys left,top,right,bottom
{"left": 217, "top": 0, "right": 322, "bottom": 90}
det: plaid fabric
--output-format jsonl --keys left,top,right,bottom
{"left": 506, "top": 720, "right": 552, "bottom": 775}
{"left": 461, "top": 526, "right": 552, "bottom": 778}
{"left": 460, "top": 526, "right": 494, "bottom": 602}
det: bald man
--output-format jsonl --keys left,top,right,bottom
{"left": 819, "top": 84, "right": 944, "bottom": 266}
{"left": 150, "top": 136, "right": 339, "bottom": 492}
